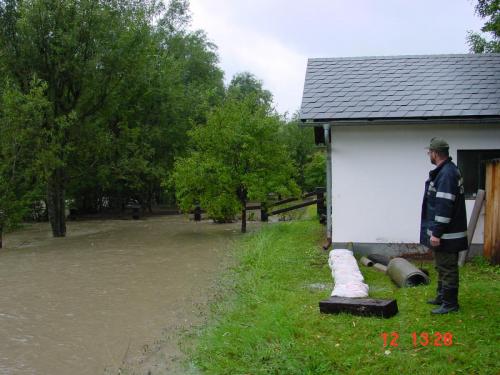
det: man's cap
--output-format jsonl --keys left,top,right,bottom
{"left": 427, "top": 137, "right": 449, "bottom": 151}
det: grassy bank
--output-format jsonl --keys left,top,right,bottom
{"left": 185, "top": 219, "right": 500, "bottom": 375}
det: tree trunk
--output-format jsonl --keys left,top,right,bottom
{"left": 0, "top": 223, "right": 3, "bottom": 248}
{"left": 241, "top": 205, "right": 247, "bottom": 233}
{"left": 47, "top": 168, "right": 66, "bottom": 237}
{"left": 148, "top": 184, "right": 154, "bottom": 213}
{"left": 238, "top": 187, "right": 247, "bottom": 233}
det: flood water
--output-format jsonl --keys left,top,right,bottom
{"left": 0, "top": 216, "right": 253, "bottom": 374}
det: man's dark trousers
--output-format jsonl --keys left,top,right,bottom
{"left": 433, "top": 251, "right": 459, "bottom": 288}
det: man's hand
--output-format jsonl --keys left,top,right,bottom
{"left": 430, "top": 235, "right": 441, "bottom": 248}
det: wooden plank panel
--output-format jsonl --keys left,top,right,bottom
{"left": 485, "top": 160, "right": 500, "bottom": 264}
{"left": 485, "top": 163, "right": 492, "bottom": 259}
{"left": 319, "top": 297, "right": 398, "bottom": 318}
{"left": 492, "top": 161, "right": 500, "bottom": 264}
{"left": 494, "top": 163, "right": 498, "bottom": 263}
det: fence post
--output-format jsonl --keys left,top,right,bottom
{"left": 316, "top": 187, "right": 326, "bottom": 224}
{"left": 0, "top": 210, "right": 4, "bottom": 249}
{"left": 194, "top": 203, "right": 202, "bottom": 221}
{"left": 260, "top": 202, "right": 268, "bottom": 222}
{"left": 132, "top": 207, "right": 140, "bottom": 220}
{"left": 316, "top": 188, "right": 325, "bottom": 216}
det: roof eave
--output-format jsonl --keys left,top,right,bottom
{"left": 299, "top": 116, "right": 500, "bottom": 127}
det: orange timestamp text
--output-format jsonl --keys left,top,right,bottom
{"left": 381, "top": 331, "right": 454, "bottom": 347}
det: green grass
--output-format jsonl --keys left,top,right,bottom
{"left": 185, "top": 219, "right": 500, "bottom": 375}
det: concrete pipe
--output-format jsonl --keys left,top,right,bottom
{"left": 373, "top": 263, "right": 388, "bottom": 273}
{"left": 367, "top": 254, "right": 390, "bottom": 266}
{"left": 386, "top": 257, "right": 430, "bottom": 287}
{"left": 360, "top": 256, "right": 374, "bottom": 267}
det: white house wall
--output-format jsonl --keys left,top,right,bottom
{"left": 330, "top": 123, "right": 500, "bottom": 245}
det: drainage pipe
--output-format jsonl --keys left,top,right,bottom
{"left": 324, "top": 123, "right": 332, "bottom": 244}
{"left": 386, "top": 257, "right": 430, "bottom": 287}
{"left": 360, "top": 256, "right": 374, "bottom": 267}
{"left": 373, "top": 263, "right": 388, "bottom": 273}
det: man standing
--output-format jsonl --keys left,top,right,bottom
{"left": 420, "top": 138, "right": 468, "bottom": 314}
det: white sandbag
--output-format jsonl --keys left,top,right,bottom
{"left": 329, "top": 249, "right": 369, "bottom": 298}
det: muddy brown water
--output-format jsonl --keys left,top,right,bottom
{"left": 0, "top": 216, "right": 256, "bottom": 374}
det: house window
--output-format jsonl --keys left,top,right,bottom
{"left": 457, "top": 150, "right": 500, "bottom": 198}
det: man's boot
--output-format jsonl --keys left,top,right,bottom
{"left": 427, "top": 281, "right": 443, "bottom": 305}
{"left": 431, "top": 287, "right": 459, "bottom": 314}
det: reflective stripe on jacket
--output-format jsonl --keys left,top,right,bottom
{"left": 420, "top": 158, "right": 468, "bottom": 253}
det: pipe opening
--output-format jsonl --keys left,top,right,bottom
{"left": 405, "top": 274, "right": 429, "bottom": 287}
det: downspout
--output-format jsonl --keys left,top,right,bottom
{"left": 323, "top": 123, "right": 332, "bottom": 250}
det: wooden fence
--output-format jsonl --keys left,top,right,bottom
{"left": 247, "top": 187, "right": 326, "bottom": 222}
{"left": 192, "top": 188, "right": 327, "bottom": 223}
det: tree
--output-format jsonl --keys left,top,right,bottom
{"left": 467, "top": 0, "right": 500, "bottom": 53}
{"left": 0, "top": 0, "right": 224, "bottom": 235}
{"left": 72, "top": 24, "right": 224, "bottom": 213}
{"left": 173, "top": 96, "right": 299, "bottom": 232}
{"left": 227, "top": 72, "right": 273, "bottom": 109}
{"left": 56, "top": 0, "right": 224, "bottom": 215}
{"left": 0, "top": 0, "right": 161, "bottom": 236}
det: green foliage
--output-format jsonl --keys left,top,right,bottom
{"left": 467, "top": 31, "right": 500, "bottom": 53}
{"left": 188, "top": 220, "right": 500, "bottom": 374}
{"left": 0, "top": 0, "right": 313, "bottom": 233}
{"left": 0, "top": 79, "right": 50, "bottom": 228}
{"left": 0, "top": 0, "right": 161, "bottom": 232}
{"left": 476, "top": 0, "right": 500, "bottom": 35}
{"left": 173, "top": 96, "right": 299, "bottom": 228}
{"left": 467, "top": 0, "right": 500, "bottom": 53}
{"left": 0, "top": 0, "right": 224, "bottom": 230}
{"left": 280, "top": 118, "right": 317, "bottom": 191}
{"left": 227, "top": 72, "right": 273, "bottom": 109}
{"left": 173, "top": 153, "right": 241, "bottom": 222}
{"left": 470, "top": 255, "right": 500, "bottom": 274}
{"left": 303, "top": 151, "right": 326, "bottom": 192}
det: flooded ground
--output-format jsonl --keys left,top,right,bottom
{"left": 0, "top": 216, "right": 256, "bottom": 374}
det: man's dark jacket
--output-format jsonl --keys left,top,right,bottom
{"left": 420, "top": 157, "right": 468, "bottom": 253}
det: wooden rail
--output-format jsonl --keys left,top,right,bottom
{"left": 269, "top": 197, "right": 299, "bottom": 207}
{"left": 269, "top": 199, "right": 320, "bottom": 216}
{"left": 246, "top": 205, "right": 261, "bottom": 210}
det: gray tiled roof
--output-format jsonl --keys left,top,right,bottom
{"left": 299, "top": 54, "right": 500, "bottom": 121}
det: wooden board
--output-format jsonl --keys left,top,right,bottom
{"left": 459, "top": 189, "right": 485, "bottom": 266}
{"left": 485, "top": 160, "right": 500, "bottom": 264}
{"left": 319, "top": 297, "right": 398, "bottom": 318}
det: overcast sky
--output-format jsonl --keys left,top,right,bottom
{"left": 189, "top": 0, "right": 485, "bottom": 116}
